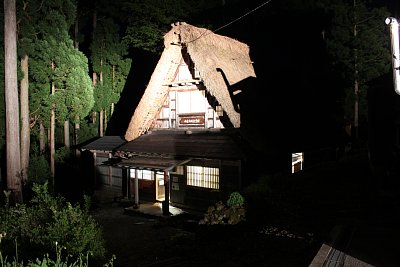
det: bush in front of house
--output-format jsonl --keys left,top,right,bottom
{"left": 199, "top": 192, "right": 246, "bottom": 225}
{"left": 0, "top": 182, "right": 106, "bottom": 264}
{"left": 227, "top": 191, "right": 245, "bottom": 207}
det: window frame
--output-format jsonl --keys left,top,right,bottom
{"left": 186, "top": 165, "right": 219, "bottom": 190}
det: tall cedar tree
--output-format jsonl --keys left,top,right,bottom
{"left": 90, "top": 17, "right": 131, "bottom": 136}
{"left": 4, "top": 0, "right": 22, "bottom": 203}
{"left": 0, "top": 4, "right": 5, "bottom": 153}
{"left": 16, "top": 0, "right": 36, "bottom": 185}
{"left": 24, "top": 0, "right": 93, "bottom": 186}
{"left": 325, "top": 0, "right": 391, "bottom": 139}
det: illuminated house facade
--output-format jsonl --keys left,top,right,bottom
{"left": 82, "top": 22, "right": 256, "bottom": 211}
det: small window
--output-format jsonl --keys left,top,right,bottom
{"left": 171, "top": 165, "right": 184, "bottom": 175}
{"left": 187, "top": 166, "right": 219, "bottom": 189}
{"left": 130, "top": 169, "right": 153, "bottom": 180}
{"left": 292, "top": 152, "right": 304, "bottom": 173}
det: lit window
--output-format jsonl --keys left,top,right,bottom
{"left": 130, "top": 169, "right": 153, "bottom": 180}
{"left": 292, "top": 152, "right": 304, "bottom": 173}
{"left": 187, "top": 166, "right": 219, "bottom": 189}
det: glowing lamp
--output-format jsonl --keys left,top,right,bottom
{"left": 386, "top": 17, "right": 400, "bottom": 95}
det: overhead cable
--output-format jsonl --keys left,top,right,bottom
{"left": 186, "top": 0, "right": 273, "bottom": 44}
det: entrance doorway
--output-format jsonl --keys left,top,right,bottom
{"left": 155, "top": 171, "right": 165, "bottom": 201}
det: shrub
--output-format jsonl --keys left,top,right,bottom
{"left": 227, "top": 191, "right": 245, "bottom": 207}
{"left": 28, "top": 153, "right": 51, "bottom": 187}
{"left": 199, "top": 192, "right": 246, "bottom": 225}
{"left": 0, "top": 182, "right": 105, "bottom": 263}
{"left": 0, "top": 239, "right": 115, "bottom": 267}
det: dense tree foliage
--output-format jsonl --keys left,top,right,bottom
{"left": 121, "top": 0, "right": 223, "bottom": 53}
{"left": 324, "top": 0, "right": 391, "bottom": 138}
{"left": 18, "top": 0, "right": 93, "bottom": 182}
{"left": 23, "top": 1, "right": 92, "bottom": 127}
{"left": 90, "top": 17, "right": 131, "bottom": 136}
{"left": 30, "top": 37, "right": 94, "bottom": 124}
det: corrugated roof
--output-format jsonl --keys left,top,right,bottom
{"left": 118, "top": 129, "right": 245, "bottom": 160}
{"left": 80, "top": 136, "right": 126, "bottom": 152}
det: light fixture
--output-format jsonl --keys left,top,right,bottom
{"left": 385, "top": 17, "right": 400, "bottom": 95}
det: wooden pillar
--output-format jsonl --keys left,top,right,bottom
{"left": 134, "top": 169, "right": 139, "bottom": 207}
{"left": 162, "top": 170, "right": 170, "bottom": 216}
{"left": 122, "top": 168, "right": 130, "bottom": 199}
{"left": 93, "top": 152, "right": 97, "bottom": 188}
{"left": 108, "top": 152, "right": 112, "bottom": 186}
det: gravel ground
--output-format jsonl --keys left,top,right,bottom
{"left": 90, "top": 200, "right": 320, "bottom": 267}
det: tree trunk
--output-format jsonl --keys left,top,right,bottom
{"left": 50, "top": 63, "right": 55, "bottom": 187}
{"left": 353, "top": 0, "right": 359, "bottom": 139}
{"left": 4, "top": 0, "right": 22, "bottom": 203}
{"left": 39, "top": 123, "right": 45, "bottom": 154}
{"left": 92, "top": 70, "right": 97, "bottom": 125}
{"left": 91, "top": 8, "right": 97, "bottom": 125}
{"left": 74, "top": 120, "right": 81, "bottom": 158}
{"left": 99, "top": 109, "right": 104, "bottom": 137}
{"left": 64, "top": 120, "right": 70, "bottom": 148}
{"left": 74, "top": 15, "right": 80, "bottom": 154}
{"left": 20, "top": 55, "right": 30, "bottom": 185}
{"left": 50, "top": 109, "right": 55, "bottom": 186}
{"left": 354, "top": 74, "right": 359, "bottom": 139}
{"left": 100, "top": 59, "right": 103, "bottom": 81}
{"left": 99, "top": 60, "right": 103, "bottom": 136}
{"left": 104, "top": 109, "right": 107, "bottom": 133}
{"left": 111, "top": 65, "right": 115, "bottom": 116}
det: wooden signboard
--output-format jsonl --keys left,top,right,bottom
{"left": 179, "top": 114, "right": 205, "bottom": 127}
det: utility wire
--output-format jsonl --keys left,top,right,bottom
{"left": 214, "top": 0, "right": 273, "bottom": 33}
{"left": 186, "top": 0, "right": 273, "bottom": 44}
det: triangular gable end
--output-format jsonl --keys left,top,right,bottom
{"left": 152, "top": 52, "right": 228, "bottom": 130}
{"left": 124, "top": 22, "right": 256, "bottom": 141}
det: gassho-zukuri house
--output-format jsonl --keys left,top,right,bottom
{"left": 81, "top": 21, "right": 257, "bottom": 212}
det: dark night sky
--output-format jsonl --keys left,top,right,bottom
{"left": 214, "top": 0, "right": 400, "bottom": 152}
{"left": 203, "top": 1, "right": 346, "bottom": 150}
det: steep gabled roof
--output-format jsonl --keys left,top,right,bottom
{"left": 124, "top": 22, "right": 256, "bottom": 141}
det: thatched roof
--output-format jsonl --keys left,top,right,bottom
{"left": 124, "top": 22, "right": 256, "bottom": 141}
